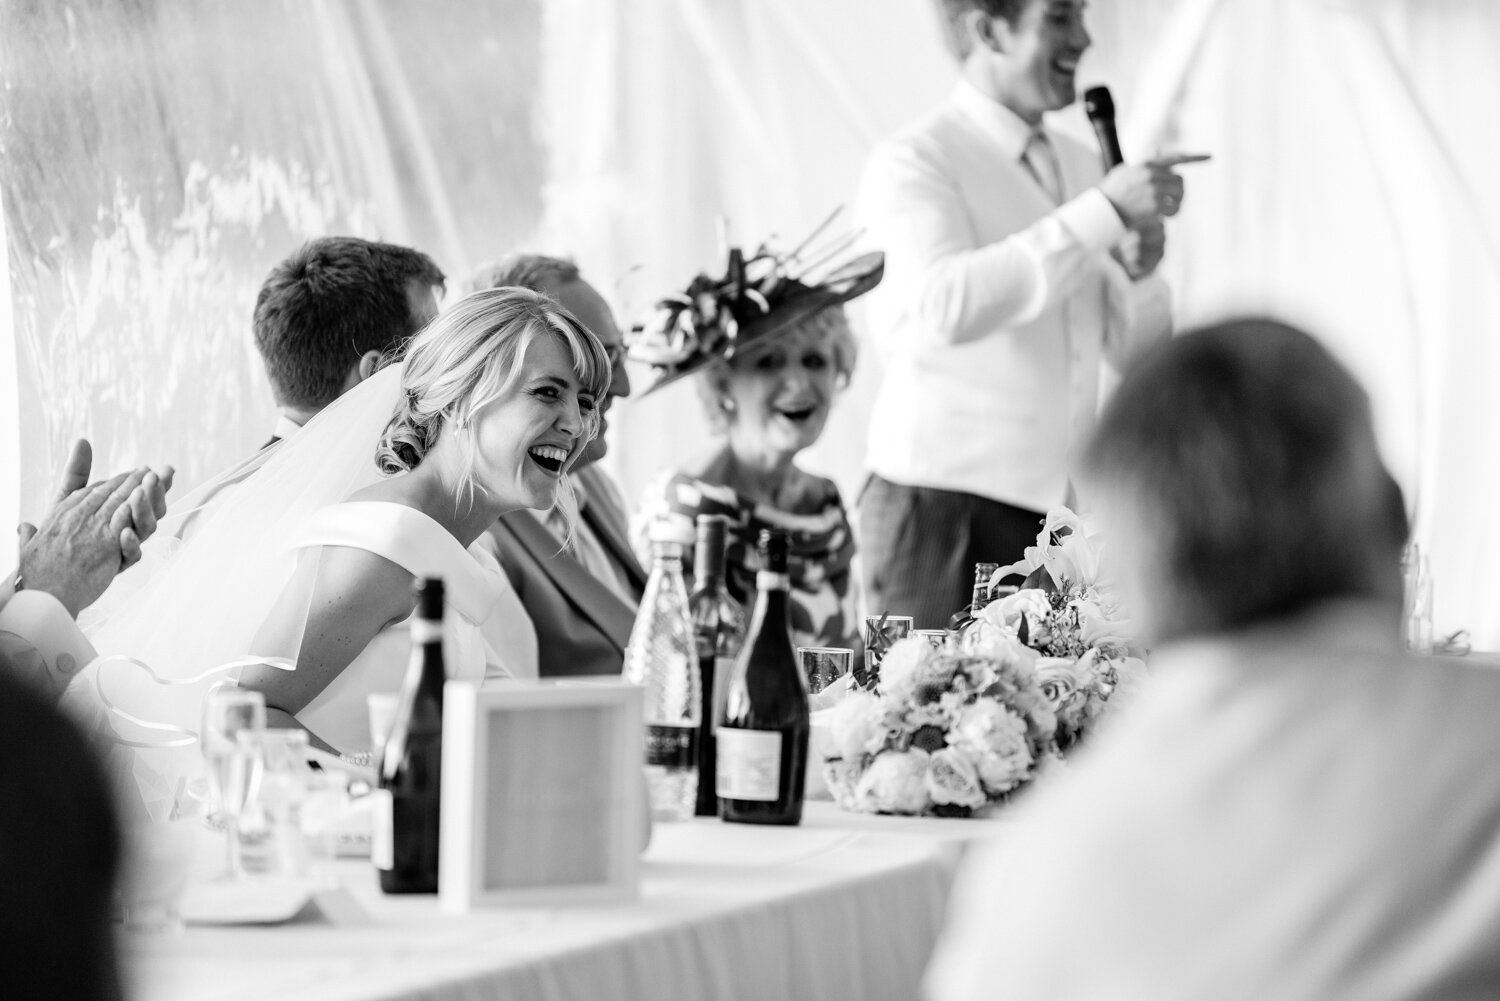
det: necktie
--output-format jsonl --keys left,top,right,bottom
{"left": 1021, "top": 130, "right": 1064, "bottom": 204}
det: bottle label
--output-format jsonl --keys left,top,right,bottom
{"left": 644, "top": 724, "right": 696, "bottom": 768}
{"left": 410, "top": 618, "right": 442, "bottom": 644}
{"left": 370, "top": 788, "right": 394, "bottom": 870}
{"left": 755, "top": 571, "right": 791, "bottom": 591}
{"left": 716, "top": 728, "right": 783, "bottom": 801}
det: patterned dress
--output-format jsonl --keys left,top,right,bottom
{"left": 634, "top": 470, "right": 862, "bottom": 655}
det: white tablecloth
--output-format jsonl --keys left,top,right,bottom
{"left": 126, "top": 804, "right": 1007, "bottom": 1001}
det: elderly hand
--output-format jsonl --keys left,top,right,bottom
{"left": 14, "top": 439, "right": 175, "bottom": 617}
{"left": 1098, "top": 154, "right": 1209, "bottom": 230}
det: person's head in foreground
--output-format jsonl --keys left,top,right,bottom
{"left": 936, "top": 0, "right": 1092, "bottom": 123}
{"left": 1081, "top": 316, "right": 1408, "bottom": 647}
{"left": 462, "top": 254, "right": 632, "bottom": 468}
{"left": 376, "top": 285, "right": 611, "bottom": 515}
{"left": 254, "top": 236, "right": 446, "bottom": 424}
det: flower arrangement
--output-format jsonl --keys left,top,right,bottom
{"left": 821, "top": 507, "right": 1145, "bottom": 817}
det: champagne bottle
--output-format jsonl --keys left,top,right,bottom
{"left": 948, "top": 561, "right": 1000, "bottom": 632}
{"left": 375, "top": 577, "right": 446, "bottom": 893}
{"left": 624, "top": 524, "right": 701, "bottom": 821}
{"left": 689, "top": 515, "right": 745, "bottom": 817}
{"left": 717, "top": 529, "right": 809, "bottom": 825}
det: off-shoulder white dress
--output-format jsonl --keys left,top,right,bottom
{"left": 265, "top": 502, "right": 538, "bottom": 754}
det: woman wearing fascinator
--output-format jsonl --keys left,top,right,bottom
{"left": 78, "top": 288, "right": 609, "bottom": 795}
{"left": 629, "top": 230, "right": 882, "bottom": 654}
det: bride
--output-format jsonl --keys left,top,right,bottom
{"left": 78, "top": 287, "right": 610, "bottom": 801}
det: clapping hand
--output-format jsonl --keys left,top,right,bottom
{"left": 15, "top": 439, "right": 175, "bottom": 617}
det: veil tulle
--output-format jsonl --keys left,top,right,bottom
{"left": 73, "top": 364, "right": 406, "bottom": 816}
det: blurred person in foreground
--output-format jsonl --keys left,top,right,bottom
{"left": 467, "top": 255, "right": 647, "bottom": 677}
{"left": 630, "top": 241, "right": 882, "bottom": 652}
{"left": 254, "top": 236, "right": 445, "bottom": 446}
{"left": 924, "top": 319, "right": 1500, "bottom": 1000}
{"left": 855, "top": 0, "right": 1196, "bottom": 628}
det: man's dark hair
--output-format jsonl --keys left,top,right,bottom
{"left": 934, "top": 0, "right": 1030, "bottom": 60}
{"left": 462, "top": 253, "right": 579, "bottom": 296}
{"left": 253, "top": 237, "right": 445, "bottom": 410}
{"left": 1083, "top": 318, "right": 1408, "bottom": 642}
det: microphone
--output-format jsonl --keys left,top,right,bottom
{"left": 1083, "top": 86, "right": 1124, "bottom": 169}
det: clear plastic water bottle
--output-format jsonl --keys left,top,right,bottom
{"left": 624, "top": 522, "right": 702, "bottom": 821}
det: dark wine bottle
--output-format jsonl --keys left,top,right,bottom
{"left": 948, "top": 561, "right": 1000, "bottom": 632}
{"left": 375, "top": 577, "right": 446, "bottom": 893}
{"left": 717, "top": 529, "right": 808, "bottom": 825}
{"left": 689, "top": 515, "right": 746, "bottom": 817}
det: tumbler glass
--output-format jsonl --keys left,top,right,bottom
{"left": 797, "top": 647, "right": 854, "bottom": 694}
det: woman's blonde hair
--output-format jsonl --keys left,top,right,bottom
{"left": 696, "top": 305, "right": 858, "bottom": 433}
{"left": 375, "top": 286, "right": 611, "bottom": 509}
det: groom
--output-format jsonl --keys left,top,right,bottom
{"left": 467, "top": 255, "right": 645, "bottom": 677}
{"left": 253, "top": 236, "right": 445, "bottom": 445}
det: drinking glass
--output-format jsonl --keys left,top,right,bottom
{"left": 1401, "top": 543, "right": 1434, "bottom": 654}
{"left": 239, "top": 729, "right": 310, "bottom": 876}
{"left": 861, "top": 615, "right": 913, "bottom": 687}
{"left": 913, "top": 629, "right": 949, "bottom": 648}
{"left": 119, "top": 818, "right": 197, "bottom": 936}
{"left": 200, "top": 687, "right": 266, "bottom": 879}
{"left": 797, "top": 647, "right": 854, "bottom": 694}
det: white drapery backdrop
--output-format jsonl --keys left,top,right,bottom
{"left": 538, "top": 0, "right": 1500, "bottom": 649}
{"left": 3, "top": 0, "right": 1497, "bottom": 647}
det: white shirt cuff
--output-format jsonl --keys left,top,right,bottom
{"left": 1054, "top": 188, "right": 1128, "bottom": 253}
{"left": 0, "top": 590, "right": 97, "bottom": 702}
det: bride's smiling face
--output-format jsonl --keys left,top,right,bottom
{"left": 468, "top": 334, "right": 596, "bottom": 510}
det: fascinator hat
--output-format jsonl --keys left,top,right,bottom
{"left": 627, "top": 213, "right": 884, "bottom": 396}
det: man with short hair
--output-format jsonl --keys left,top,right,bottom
{"left": 856, "top": 0, "right": 1195, "bottom": 628}
{"left": 926, "top": 320, "right": 1500, "bottom": 1001}
{"left": 253, "top": 236, "right": 445, "bottom": 445}
{"left": 472, "top": 254, "right": 646, "bottom": 677}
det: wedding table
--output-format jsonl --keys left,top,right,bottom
{"left": 125, "top": 804, "right": 1008, "bottom": 1001}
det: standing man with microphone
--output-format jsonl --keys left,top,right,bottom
{"left": 854, "top": 0, "right": 1205, "bottom": 628}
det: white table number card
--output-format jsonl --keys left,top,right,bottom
{"left": 440, "top": 679, "right": 644, "bottom": 912}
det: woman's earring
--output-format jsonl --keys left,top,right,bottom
{"left": 720, "top": 397, "right": 736, "bottom": 416}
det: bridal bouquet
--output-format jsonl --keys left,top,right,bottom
{"left": 821, "top": 508, "right": 1145, "bottom": 818}
{"left": 964, "top": 507, "right": 1147, "bottom": 751}
{"left": 822, "top": 635, "right": 1060, "bottom": 817}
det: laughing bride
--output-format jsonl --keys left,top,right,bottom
{"left": 78, "top": 287, "right": 609, "bottom": 797}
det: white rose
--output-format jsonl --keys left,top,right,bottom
{"left": 875, "top": 636, "right": 931, "bottom": 699}
{"left": 965, "top": 705, "right": 1034, "bottom": 794}
{"left": 949, "top": 699, "right": 1012, "bottom": 754}
{"left": 827, "top": 690, "right": 889, "bottom": 762}
{"left": 855, "top": 749, "right": 932, "bottom": 815}
{"left": 1033, "top": 657, "right": 1083, "bottom": 714}
{"left": 926, "top": 747, "right": 988, "bottom": 809}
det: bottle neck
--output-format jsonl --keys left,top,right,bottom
{"left": 409, "top": 615, "right": 446, "bottom": 699}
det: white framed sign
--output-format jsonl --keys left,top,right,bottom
{"left": 440, "top": 678, "right": 644, "bottom": 912}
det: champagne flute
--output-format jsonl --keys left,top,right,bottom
{"left": 201, "top": 687, "right": 266, "bottom": 880}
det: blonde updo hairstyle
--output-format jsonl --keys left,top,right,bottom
{"left": 375, "top": 286, "right": 612, "bottom": 514}
{"left": 695, "top": 305, "right": 858, "bottom": 434}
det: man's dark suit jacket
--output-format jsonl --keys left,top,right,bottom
{"left": 486, "top": 466, "right": 646, "bottom": 677}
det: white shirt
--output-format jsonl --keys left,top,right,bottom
{"left": 855, "top": 81, "right": 1172, "bottom": 511}
{"left": 926, "top": 603, "right": 1500, "bottom": 1001}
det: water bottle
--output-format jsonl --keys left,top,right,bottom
{"left": 624, "top": 522, "right": 702, "bottom": 821}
